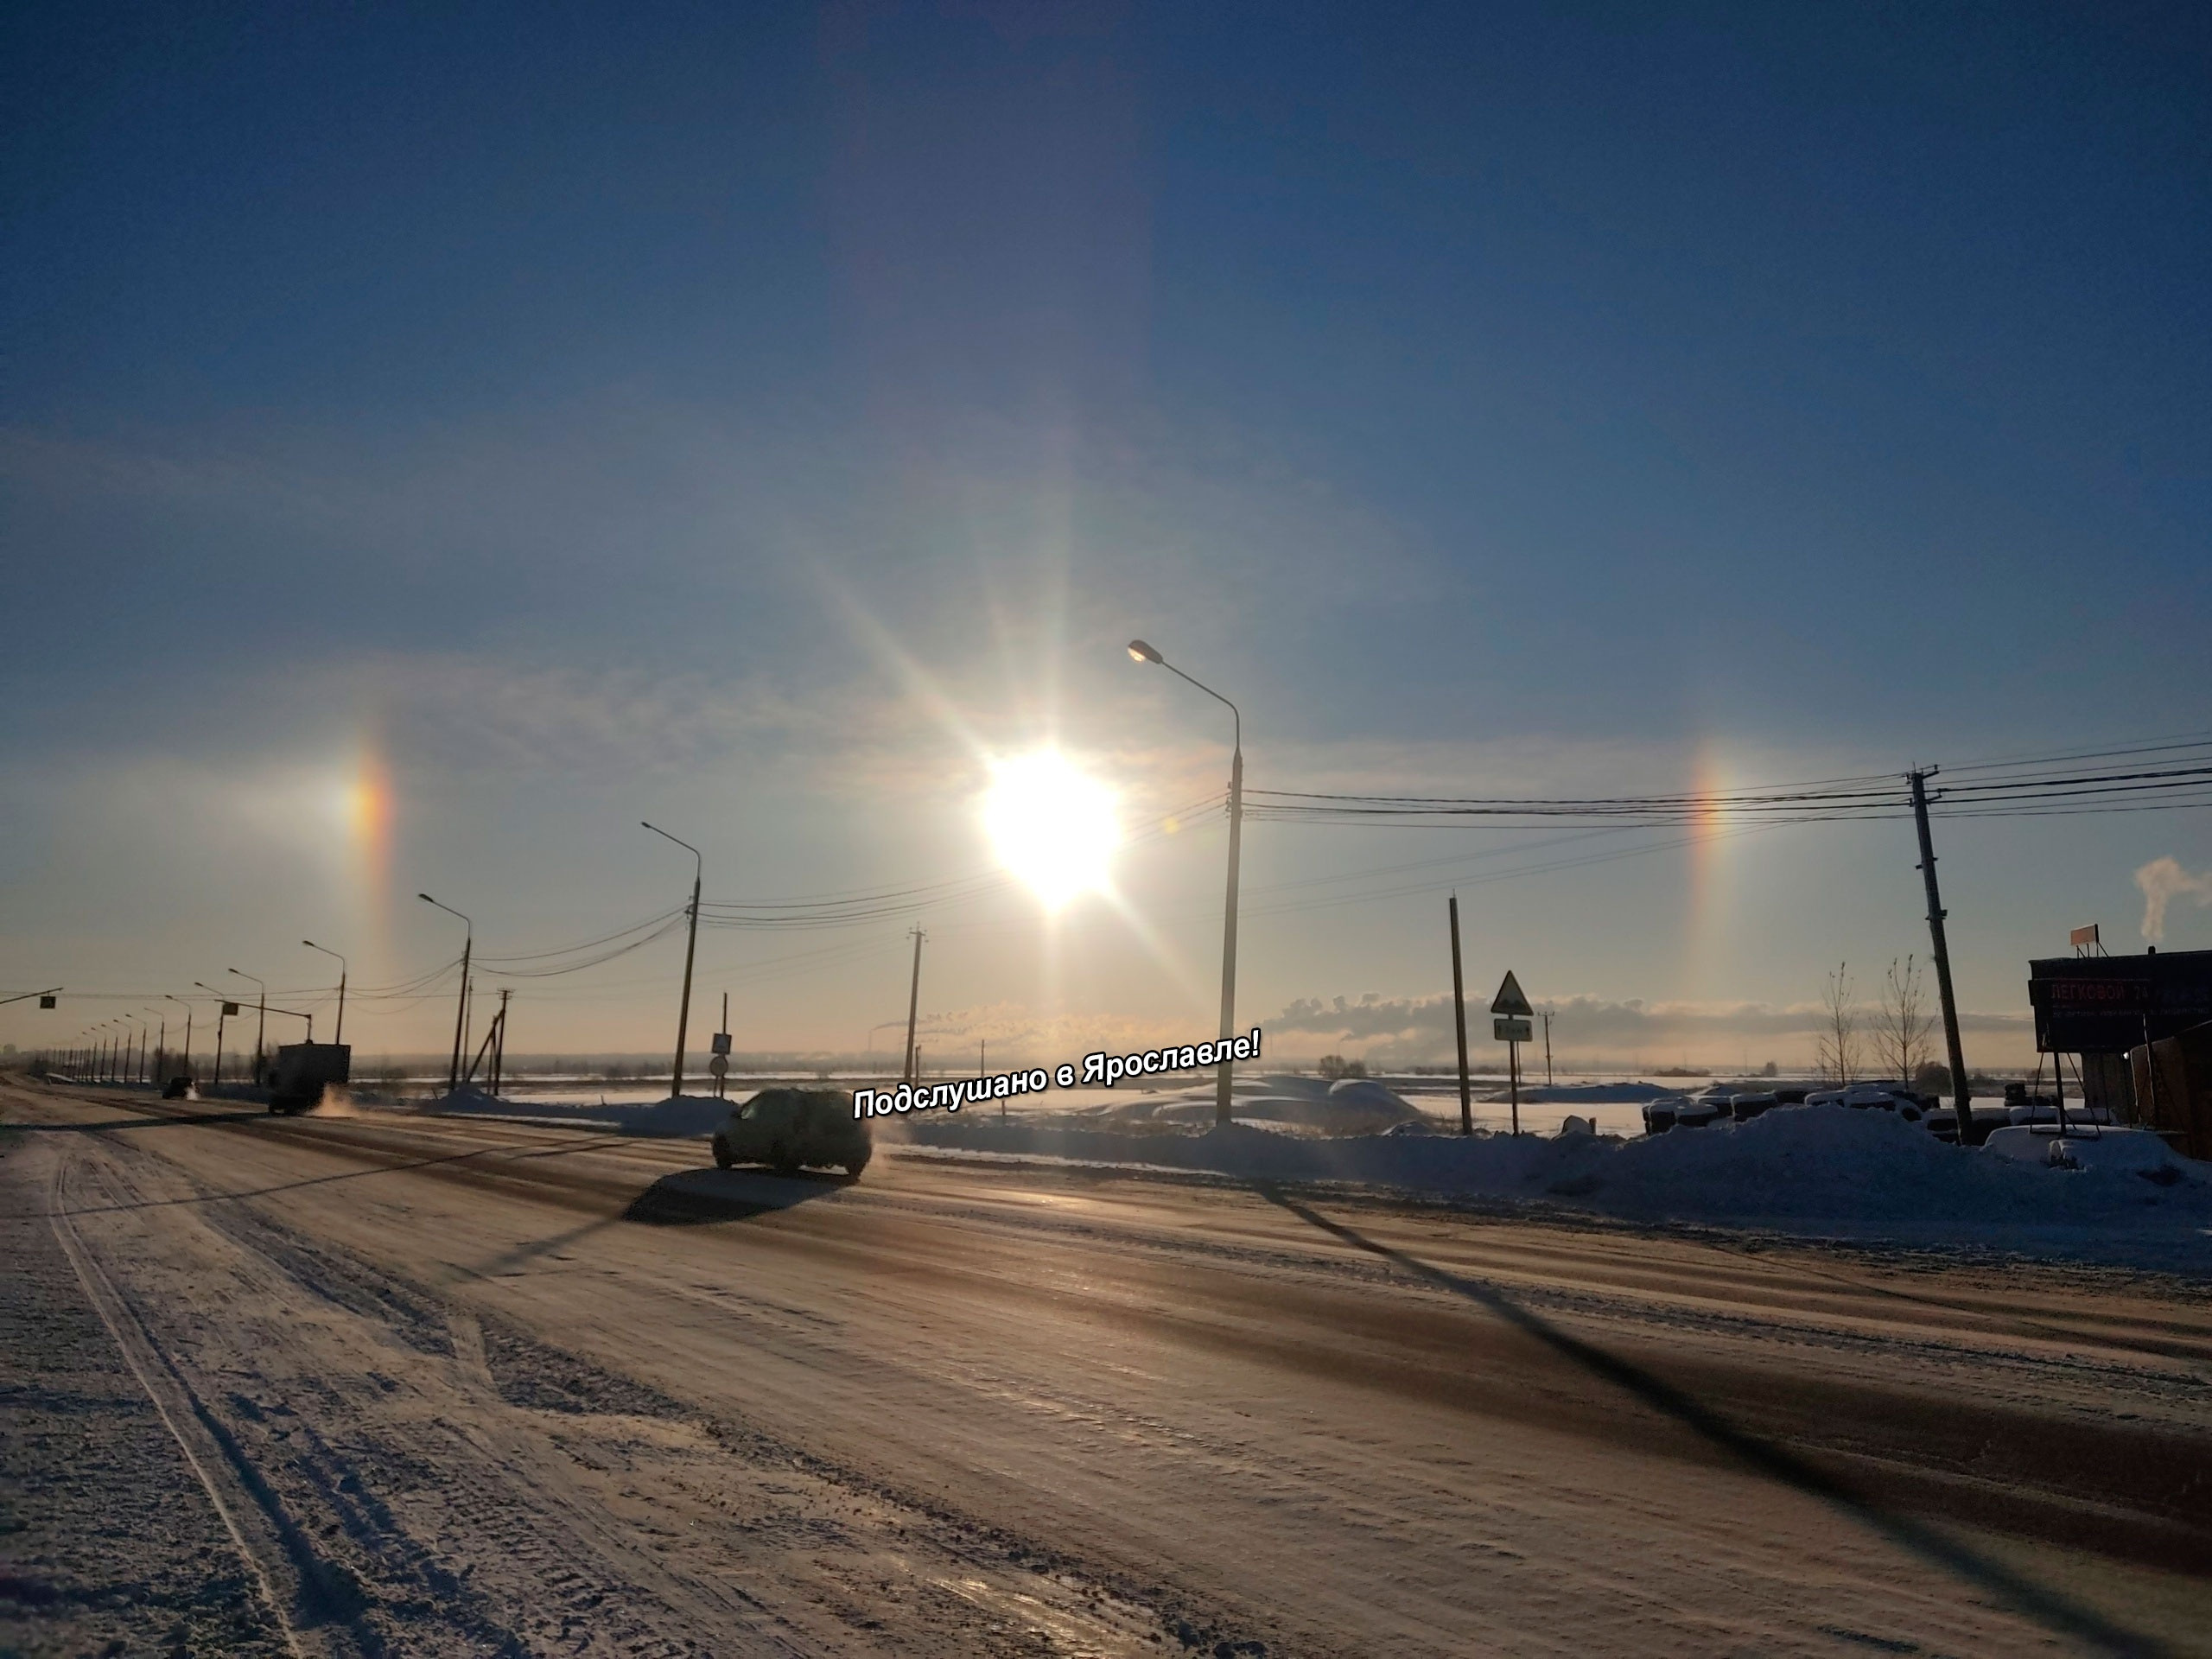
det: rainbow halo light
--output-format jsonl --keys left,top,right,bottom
{"left": 983, "top": 751, "right": 1120, "bottom": 910}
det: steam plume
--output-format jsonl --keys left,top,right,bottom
{"left": 2135, "top": 856, "right": 2212, "bottom": 943}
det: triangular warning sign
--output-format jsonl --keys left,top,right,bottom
{"left": 1490, "top": 970, "right": 1532, "bottom": 1017}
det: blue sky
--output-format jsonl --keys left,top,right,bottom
{"left": 4, "top": 2, "right": 2209, "bottom": 1066}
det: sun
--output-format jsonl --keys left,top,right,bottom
{"left": 983, "top": 751, "right": 1119, "bottom": 910}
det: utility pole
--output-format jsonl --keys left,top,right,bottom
{"left": 420, "top": 894, "right": 473, "bottom": 1096}
{"left": 901, "top": 928, "right": 925, "bottom": 1085}
{"left": 1448, "top": 894, "right": 1472, "bottom": 1136}
{"left": 1542, "top": 1011, "right": 1554, "bottom": 1087}
{"left": 642, "top": 823, "right": 702, "bottom": 1101}
{"left": 1909, "top": 768, "right": 1974, "bottom": 1143}
{"left": 303, "top": 941, "right": 346, "bottom": 1045}
{"left": 166, "top": 995, "right": 191, "bottom": 1084}
{"left": 492, "top": 988, "right": 509, "bottom": 1096}
{"left": 451, "top": 938, "right": 470, "bottom": 1090}
{"left": 229, "top": 969, "right": 267, "bottom": 1084}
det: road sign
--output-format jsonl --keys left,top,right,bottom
{"left": 222, "top": 1001, "right": 240, "bottom": 1016}
{"left": 1494, "top": 1017, "right": 1532, "bottom": 1043}
{"left": 708, "top": 1053, "right": 728, "bottom": 1078}
{"left": 1490, "top": 971, "right": 1532, "bottom": 1018}
{"left": 711, "top": 1031, "right": 732, "bottom": 1057}
{"left": 38, "top": 995, "right": 55, "bottom": 1009}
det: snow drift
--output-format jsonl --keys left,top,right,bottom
{"left": 425, "top": 1088, "right": 734, "bottom": 1137}
{"left": 888, "top": 1103, "right": 2212, "bottom": 1259}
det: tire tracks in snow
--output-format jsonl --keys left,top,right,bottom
{"left": 45, "top": 1150, "right": 315, "bottom": 1659}
{"left": 32, "top": 1101, "right": 1244, "bottom": 1656}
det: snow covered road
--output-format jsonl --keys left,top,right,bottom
{"left": 5, "top": 1079, "right": 2209, "bottom": 1656}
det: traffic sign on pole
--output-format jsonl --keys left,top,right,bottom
{"left": 1490, "top": 972, "right": 1533, "bottom": 1018}
{"left": 1490, "top": 970, "right": 1531, "bottom": 1135}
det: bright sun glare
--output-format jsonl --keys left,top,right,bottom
{"left": 983, "top": 751, "right": 1119, "bottom": 910}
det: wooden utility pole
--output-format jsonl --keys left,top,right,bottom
{"left": 1448, "top": 894, "right": 1472, "bottom": 1135}
{"left": 901, "top": 929, "right": 925, "bottom": 1085}
{"left": 1909, "top": 768, "right": 1974, "bottom": 1143}
{"left": 1542, "top": 1011, "right": 1554, "bottom": 1086}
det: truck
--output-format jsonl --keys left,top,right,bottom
{"left": 270, "top": 1042, "right": 351, "bottom": 1115}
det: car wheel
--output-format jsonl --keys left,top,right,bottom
{"left": 843, "top": 1152, "right": 869, "bottom": 1179}
{"left": 770, "top": 1141, "right": 799, "bottom": 1176}
{"left": 712, "top": 1136, "right": 734, "bottom": 1170}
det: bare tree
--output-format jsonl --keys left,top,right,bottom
{"left": 1815, "top": 961, "right": 1859, "bottom": 1085}
{"left": 1877, "top": 954, "right": 1934, "bottom": 1089}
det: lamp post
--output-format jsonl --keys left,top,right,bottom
{"left": 641, "top": 823, "right": 702, "bottom": 1101}
{"left": 144, "top": 1008, "right": 167, "bottom": 1084}
{"left": 196, "top": 982, "right": 231, "bottom": 1088}
{"left": 419, "top": 895, "right": 474, "bottom": 1096}
{"left": 1127, "top": 638, "right": 1244, "bottom": 1128}
{"left": 166, "top": 995, "right": 193, "bottom": 1084}
{"left": 228, "top": 969, "right": 267, "bottom": 1084}
{"left": 302, "top": 941, "right": 347, "bottom": 1044}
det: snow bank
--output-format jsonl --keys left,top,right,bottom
{"left": 887, "top": 1103, "right": 2212, "bottom": 1260}
{"left": 423, "top": 1089, "right": 734, "bottom": 1137}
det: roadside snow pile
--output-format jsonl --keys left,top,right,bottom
{"left": 429, "top": 1090, "right": 733, "bottom": 1136}
{"left": 889, "top": 1103, "right": 2212, "bottom": 1244}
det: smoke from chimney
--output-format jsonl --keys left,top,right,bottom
{"left": 2135, "top": 856, "right": 2212, "bottom": 943}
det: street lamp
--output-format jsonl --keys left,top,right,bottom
{"left": 419, "top": 895, "right": 473, "bottom": 1096}
{"left": 227, "top": 969, "right": 268, "bottom": 1084}
{"left": 165, "top": 995, "right": 193, "bottom": 1084}
{"left": 1126, "top": 639, "right": 1244, "bottom": 1127}
{"left": 302, "top": 940, "right": 347, "bottom": 1045}
{"left": 196, "top": 982, "right": 232, "bottom": 1088}
{"left": 143, "top": 1007, "right": 167, "bottom": 1084}
{"left": 641, "top": 823, "right": 702, "bottom": 1101}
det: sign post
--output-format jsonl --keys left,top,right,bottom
{"left": 1491, "top": 971, "right": 1534, "bottom": 1136}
